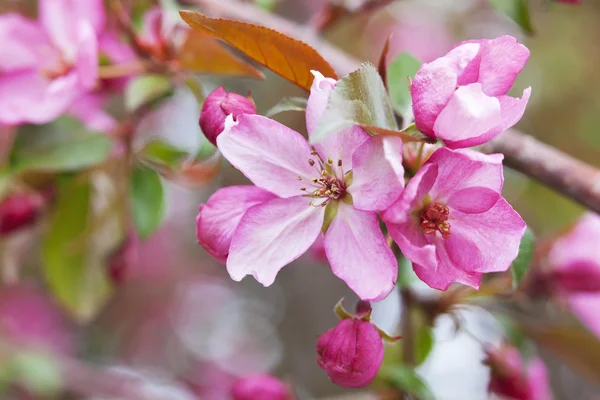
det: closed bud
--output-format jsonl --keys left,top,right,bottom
{"left": 316, "top": 318, "right": 384, "bottom": 388}
{"left": 199, "top": 87, "right": 257, "bottom": 146}
{"left": 0, "top": 193, "right": 43, "bottom": 236}
{"left": 231, "top": 374, "right": 291, "bottom": 400}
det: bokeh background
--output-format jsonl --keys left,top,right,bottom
{"left": 0, "top": 0, "right": 599, "bottom": 399}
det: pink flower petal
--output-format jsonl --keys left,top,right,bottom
{"left": 446, "top": 197, "right": 526, "bottom": 274}
{"left": 68, "top": 93, "right": 115, "bottom": 132}
{"left": 411, "top": 43, "right": 480, "bottom": 136}
{"left": 478, "top": 36, "right": 530, "bottom": 97}
{"left": 74, "top": 21, "right": 99, "bottom": 90}
{"left": 433, "top": 83, "right": 503, "bottom": 148}
{"left": 426, "top": 147, "right": 504, "bottom": 203}
{"left": 306, "top": 71, "right": 369, "bottom": 167}
{"left": 139, "top": 7, "right": 164, "bottom": 48}
{"left": 350, "top": 136, "right": 405, "bottom": 211}
{"left": 0, "top": 14, "right": 51, "bottom": 72}
{"left": 217, "top": 114, "right": 317, "bottom": 198}
{"left": 447, "top": 187, "right": 500, "bottom": 213}
{"left": 324, "top": 203, "right": 397, "bottom": 301}
{"left": 227, "top": 196, "right": 324, "bottom": 286}
{"left": 196, "top": 186, "right": 277, "bottom": 263}
{"left": 569, "top": 293, "right": 600, "bottom": 338}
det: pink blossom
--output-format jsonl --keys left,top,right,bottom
{"left": 199, "top": 87, "right": 258, "bottom": 145}
{"left": 0, "top": 0, "right": 103, "bottom": 125}
{"left": 206, "top": 71, "right": 403, "bottom": 301}
{"left": 547, "top": 212, "right": 600, "bottom": 337}
{"left": 411, "top": 36, "right": 531, "bottom": 149}
{"left": 382, "top": 147, "right": 526, "bottom": 290}
{"left": 316, "top": 318, "right": 384, "bottom": 388}
{"left": 486, "top": 346, "right": 552, "bottom": 400}
{"left": 0, "top": 193, "right": 45, "bottom": 235}
{"left": 231, "top": 374, "right": 291, "bottom": 400}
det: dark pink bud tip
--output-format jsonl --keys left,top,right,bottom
{"left": 0, "top": 193, "right": 43, "bottom": 235}
{"left": 316, "top": 318, "right": 384, "bottom": 388}
{"left": 199, "top": 87, "right": 257, "bottom": 146}
{"left": 231, "top": 374, "right": 291, "bottom": 400}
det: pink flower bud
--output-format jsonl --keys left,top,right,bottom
{"left": 199, "top": 87, "right": 257, "bottom": 146}
{"left": 0, "top": 193, "right": 43, "bottom": 235}
{"left": 485, "top": 347, "right": 551, "bottom": 400}
{"left": 231, "top": 374, "right": 291, "bottom": 400}
{"left": 316, "top": 318, "right": 384, "bottom": 388}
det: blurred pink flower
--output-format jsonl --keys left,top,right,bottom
{"left": 199, "top": 87, "right": 257, "bottom": 146}
{"left": 486, "top": 346, "right": 552, "bottom": 400}
{"left": 0, "top": 193, "right": 45, "bottom": 235}
{"left": 316, "top": 318, "right": 384, "bottom": 388}
{"left": 68, "top": 92, "right": 117, "bottom": 133}
{"left": 0, "top": 0, "right": 104, "bottom": 125}
{"left": 547, "top": 212, "right": 600, "bottom": 337}
{"left": 383, "top": 147, "right": 526, "bottom": 290}
{"left": 0, "top": 285, "right": 73, "bottom": 355}
{"left": 211, "top": 71, "right": 403, "bottom": 301}
{"left": 231, "top": 374, "right": 291, "bottom": 400}
{"left": 411, "top": 36, "right": 531, "bottom": 149}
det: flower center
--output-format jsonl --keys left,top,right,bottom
{"left": 298, "top": 151, "right": 347, "bottom": 207}
{"left": 420, "top": 202, "right": 451, "bottom": 238}
{"left": 41, "top": 58, "right": 73, "bottom": 80}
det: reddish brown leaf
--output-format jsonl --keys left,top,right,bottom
{"left": 179, "top": 10, "right": 338, "bottom": 91}
{"left": 179, "top": 30, "right": 264, "bottom": 79}
{"left": 378, "top": 34, "right": 392, "bottom": 89}
{"left": 361, "top": 125, "right": 434, "bottom": 144}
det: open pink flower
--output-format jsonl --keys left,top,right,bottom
{"left": 198, "top": 72, "right": 403, "bottom": 301}
{"left": 0, "top": 0, "right": 103, "bottom": 125}
{"left": 547, "top": 212, "right": 600, "bottom": 337}
{"left": 411, "top": 36, "right": 531, "bottom": 149}
{"left": 382, "top": 147, "right": 526, "bottom": 290}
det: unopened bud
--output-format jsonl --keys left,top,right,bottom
{"left": 0, "top": 193, "right": 43, "bottom": 236}
{"left": 231, "top": 374, "right": 291, "bottom": 400}
{"left": 199, "top": 87, "right": 257, "bottom": 146}
{"left": 316, "top": 318, "right": 384, "bottom": 388}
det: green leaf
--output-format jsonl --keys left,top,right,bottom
{"left": 387, "top": 53, "right": 421, "bottom": 118}
{"left": 0, "top": 168, "right": 11, "bottom": 200}
{"left": 382, "top": 365, "right": 435, "bottom": 400}
{"left": 10, "top": 118, "right": 111, "bottom": 172}
{"left": 322, "top": 200, "right": 339, "bottom": 234}
{"left": 137, "top": 139, "right": 189, "bottom": 170}
{"left": 9, "top": 352, "right": 61, "bottom": 396}
{"left": 489, "top": 0, "right": 534, "bottom": 34}
{"left": 415, "top": 325, "right": 435, "bottom": 366}
{"left": 130, "top": 166, "right": 165, "bottom": 239}
{"left": 42, "top": 176, "right": 112, "bottom": 321}
{"left": 265, "top": 96, "right": 308, "bottom": 117}
{"left": 511, "top": 227, "right": 535, "bottom": 289}
{"left": 125, "top": 74, "right": 173, "bottom": 112}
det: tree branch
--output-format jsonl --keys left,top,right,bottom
{"left": 183, "top": 0, "right": 600, "bottom": 214}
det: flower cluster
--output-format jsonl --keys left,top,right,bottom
{"left": 196, "top": 35, "right": 529, "bottom": 299}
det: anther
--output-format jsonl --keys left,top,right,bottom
{"left": 327, "top": 157, "right": 333, "bottom": 164}
{"left": 297, "top": 176, "right": 302, "bottom": 180}
{"left": 337, "top": 160, "right": 342, "bottom": 167}
{"left": 308, "top": 159, "right": 315, "bottom": 166}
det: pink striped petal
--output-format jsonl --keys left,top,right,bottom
{"left": 478, "top": 36, "right": 530, "bottom": 97}
{"left": 324, "top": 203, "right": 396, "bottom": 301}
{"left": 227, "top": 196, "right": 324, "bottom": 286}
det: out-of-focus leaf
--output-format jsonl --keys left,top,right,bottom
{"left": 489, "top": 0, "right": 534, "bottom": 34}
{"left": 9, "top": 352, "right": 61, "bottom": 396}
{"left": 130, "top": 166, "right": 165, "bottom": 239}
{"left": 137, "top": 139, "right": 189, "bottom": 170}
{"left": 0, "top": 168, "right": 11, "bottom": 200}
{"left": 511, "top": 227, "right": 535, "bottom": 289}
{"left": 179, "top": 30, "right": 264, "bottom": 79}
{"left": 482, "top": 299, "right": 600, "bottom": 385}
{"left": 387, "top": 53, "right": 421, "bottom": 119}
{"left": 311, "top": 63, "right": 430, "bottom": 144}
{"left": 42, "top": 176, "right": 112, "bottom": 321}
{"left": 125, "top": 74, "right": 173, "bottom": 112}
{"left": 10, "top": 118, "right": 111, "bottom": 173}
{"left": 179, "top": 11, "right": 338, "bottom": 91}
{"left": 256, "top": 0, "right": 277, "bottom": 11}
{"left": 265, "top": 97, "right": 308, "bottom": 117}
{"left": 415, "top": 325, "right": 435, "bottom": 366}
{"left": 381, "top": 365, "right": 435, "bottom": 400}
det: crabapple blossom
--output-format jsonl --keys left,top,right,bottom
{"left": 382, "top": 147, "right": 526, "bottom": 290}
{"left": 199, "top": 87, "right": 258, "bottom": 145}
{"left": 411, "top": 35, "right": 531, "bottom": 149}
{"left": 485, "top": 346, "right": 551, "bottom": 400}
{"left": 231, "top": 374, "right": 291, "bottom": 400}
{"left": 547, "top": 212, "right": 600, "bottom": 337}
{"left": 316, "top": 318, "right": 384, "bottom": 388}
{"left": 201, "top": 71, "right": 404, "bottom": 301}
{"left": 0, "top": 0, "right": 102, "bottom": 125}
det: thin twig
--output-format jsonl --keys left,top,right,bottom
{"left": 183, "top": 0, "right": 600, "bottom": 214}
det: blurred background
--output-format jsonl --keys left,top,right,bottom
{"left": 0, "top": 0, "right": 599, "bottom": 399}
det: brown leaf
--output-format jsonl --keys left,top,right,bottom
{"left": 378, "top": 34, "right": 392, "bottom": 89}
{"left": 179, "top": 10, "right": 338, "bottom": 91}
{"left": 179, "top": 30, "right": 264, "bottom": 79}
{"left": 361, "top": 125, "right": 434, "bottom": 144}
